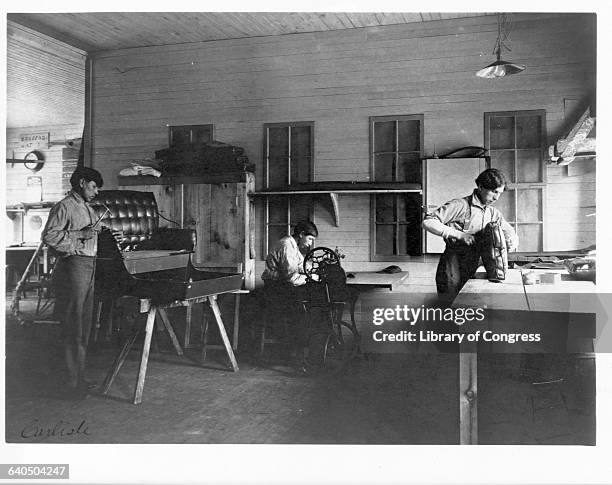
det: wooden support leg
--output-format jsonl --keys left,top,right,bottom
{"left": 157, "top": 308, "right": 184, "bottom": 356}
{"left": 200, "top": 304, "right": 210, "bottom": 362}
{"left": 184, "top": 303, "right": 193, "bottom": 348}
{"left": 100, "top": 329, "right": 140, "bottom": 395}
{"left": 208, "top": 295, "right": 239, "bottom": 372}
{"left": 133, "top": 306, "right": 157, "bottom": 405}
{"left": 93, "top": 300, "right": 104, "bottom": 342}
{"left": 259, "top": 325, "right": 266, "bottom": 357}
{"left": 459, "top": 346, "right": 478, "bottom": 445}
{"left": 233, "top": 293, "right": 241, "bottom": 350}
{"left": 104, "top": 300, "right": 115, "bottom": 341}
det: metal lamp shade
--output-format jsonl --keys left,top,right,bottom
{"left": 476, "top": 58, "right": 525, "bottom": 78}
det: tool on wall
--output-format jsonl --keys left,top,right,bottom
{"left": 6, "top": 150, "right": 45, "bottom": 172}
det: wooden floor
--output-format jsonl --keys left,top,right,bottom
{"left": 4, "top": 295, "right": 595, "bottom": 445}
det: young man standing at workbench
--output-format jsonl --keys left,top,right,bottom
{"left": 423, "top": 168, "right": 519, "bottom": 302}
{"left": 42, "top": 167, "right": 104, "bottom": 399}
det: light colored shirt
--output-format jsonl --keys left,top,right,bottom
{"left": 423, "top": 190, "right": 519, "bottom": 251}
{"left": 42, "top": 190, "right": 98, "bottom": 257}
{"left": 261, "top": 235, "right": 307, "bottom": 286}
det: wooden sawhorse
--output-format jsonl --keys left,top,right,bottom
{"left": 101, "top": 293, "right": 239, "bottom": 405}
{"left": 183, "top": 289, "right": 250, "bottom": 351}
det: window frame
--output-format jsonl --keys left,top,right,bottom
{"left": 262, "top": 121, "right": 315, "bottom": 256}
{"left": 484, "top": 110, "right": 547, "bottom": 252}
{"left": 369, "top": 114, "right": 424, "bottom": 261}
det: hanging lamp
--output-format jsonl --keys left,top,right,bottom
{"left": 476, "top": 13, "right": 525, "bottom": 78}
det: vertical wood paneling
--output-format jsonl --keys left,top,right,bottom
{"left": 183, "top": 184, "right": 212, "bottom": 264}
{"left": 88, "top": 13, "right": 596, "bottom": 271}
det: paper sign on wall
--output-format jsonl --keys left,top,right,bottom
{"left": 19, "top": 132, "right": 49, "bottom": 150}
{"left": 25, "top": 176, "right": 43, "bottom": 202}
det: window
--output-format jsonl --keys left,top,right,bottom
{"left": 370, "top": 115, "right": 423, "bottom": 260}
{"left": 263, "top": 122, "right": 314, "bottom": 253}
{"left": 169, "top": 124, "right": 213, "bottom": 148}
{"left": 485, "top": 111, "right": 546, "bottom": 252}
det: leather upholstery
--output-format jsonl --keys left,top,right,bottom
{"left": 480, "top": 221, "right": 507, "bottom": 282}
{"left": 91, "top": 190, "right": 195, "bottom": 252}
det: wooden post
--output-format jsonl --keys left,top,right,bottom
{"left": 459, "top": 346, "right": 478, "bottom": 445}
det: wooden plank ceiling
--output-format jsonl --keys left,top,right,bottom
{"left": 7, "top": 12, "right": 489, "bottom": 129}
{"left": 8, "top": 12, "right": 488, "bottom": 52}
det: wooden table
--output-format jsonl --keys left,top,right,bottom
{"left": 121, "top": 250, "right": 191, "bottom": 274}
{"left": 453, "top": 268, "right": 596, "bottom": 444}
{"left": 346, "top": 271, "right": 409, "bottom": 290}
{"left": 101, "top": 289, "right": 240, "bottom": 405}
{"left": 342, "top": 271, "right": 410, "bottom": 345}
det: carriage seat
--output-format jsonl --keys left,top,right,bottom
{"left": 90, "top": 190, "right": 196, "bottom": 252}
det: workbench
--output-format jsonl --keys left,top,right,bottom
{"left": 99, "top": 263, "right": 244, "bottom": 405}
{"left": 452, "top": 268, "right": 597, "bottom": 444}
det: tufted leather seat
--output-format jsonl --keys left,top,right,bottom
{"left": 90, "top": 190, "right": 195, "bottom": 252}
{"left": 90, "top": 190, "right": 197, "bottom": 335}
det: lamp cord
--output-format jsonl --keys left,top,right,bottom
{"left": 156, "top": 209, "right": 181, "bottom": 227}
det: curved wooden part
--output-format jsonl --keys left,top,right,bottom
{"left": 10, "top": 241, "right": 45, "bottom": 323}
{"left": 329, "top": 193, "right": 339, "bottom": 227}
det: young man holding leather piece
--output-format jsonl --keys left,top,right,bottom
{"left": 42, "top": 167, "right": 104, "bottom": 399}
{"left": 423, "top": 168, "right": 519, "bottom": 301}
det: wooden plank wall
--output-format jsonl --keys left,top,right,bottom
{"left": 87, "top": 13, "right": 596, "bottom": 281}
{"left": 6, "top": 23, "right": 86, "bottom": 205}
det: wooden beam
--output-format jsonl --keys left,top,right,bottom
{"left": 553, "top": 108, "right": 596, "bottom": 165}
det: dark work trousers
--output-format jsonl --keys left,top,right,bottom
{"left": 262, "top": 280, "right": 326, "bottom": 351}
{"left": 52, "top": 255, "right": 96, "bottom": 388}
{"left": 435, "top": 244, "right": 482, "bottom": 304}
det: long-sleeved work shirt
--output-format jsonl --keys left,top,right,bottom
{"left": 261, "top": 235, "right": 307, "bottom": 286}
{"left": 42, "top": 190, "right": 99, "bottom": 257}
{"left": 423, "top": 190, "right": 519, "bottom": 251}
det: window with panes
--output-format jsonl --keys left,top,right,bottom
{"left": 169, "top": 124, "right": 213, "bottom": 148}
{"left": 263, "top": 122, "right": 314, "bottom": 254}
{"left": 485, "top": 111, "right": 546, "bottom": 252}
{"left": 370, "top": 115, "right": 423, "bottom": 260}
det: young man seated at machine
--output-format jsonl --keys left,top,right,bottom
{"left": 261, "top": 220, "right": 319, "bottom": 293}
{"left": 260, "top": 220, "right": 322, "bottom": 364}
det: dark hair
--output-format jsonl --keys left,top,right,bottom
{"left": 475, "top": 168, "right": 507, "bottom": 190}
{"left": 293, "top": 220, "right": 318, "bottom": 238}
{"left": 70, "top": 167, "right": 104, "bottom": 190}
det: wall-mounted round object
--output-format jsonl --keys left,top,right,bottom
{"left": 23, "top": 151, "right": 45, "bottom": 172}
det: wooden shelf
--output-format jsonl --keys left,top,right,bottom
{"left": 251, "top": 181, "right": 422, "bottom": 227}
{"left": 118, "top": 171, "right": 253, "bottom": 186}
